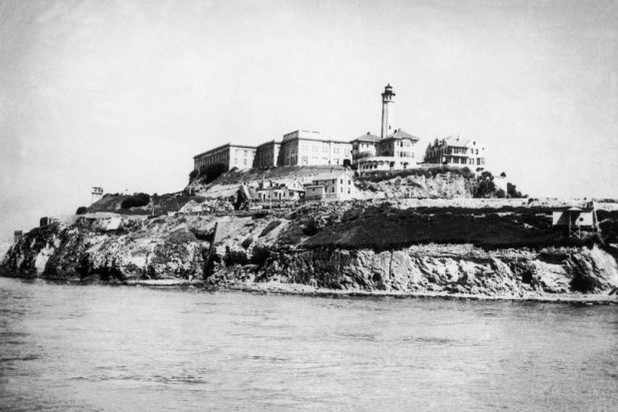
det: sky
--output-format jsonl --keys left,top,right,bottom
{"left": 0, "top": 0, "right": 617, "bottom": 242}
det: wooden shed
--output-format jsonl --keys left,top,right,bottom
{"left": 552, "top": 203, "right": 599, "bottom": 238}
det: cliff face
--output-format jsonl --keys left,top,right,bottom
{"left": 209, "top": 241, "right": 618, "bottom": 296}
{"left": 2, "top": 203, "right": 617, "bottom": 299}
{"left": 0, "top": 217, "right": 212, "bottom": 282}
{"left": 356, "top": 171, "right": 475, "bottom": 199}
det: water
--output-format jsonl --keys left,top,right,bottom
{"left": 0, "top": 277, "right": 616, "bottom": 411}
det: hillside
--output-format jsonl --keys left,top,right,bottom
{"left": 187, "top": 165, "right": 479, "bottom": 200}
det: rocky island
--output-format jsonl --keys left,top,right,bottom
{"left": 2, "top": 166, "right": 618, "bottom": 304}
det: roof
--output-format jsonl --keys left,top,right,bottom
{"left": 443, "top": 136, "right": 472, "bottom": 147}
{"left": 194, "top": 143, "right": 257, "bottom": 159}
{"left": 351, "top": 132, "right": 381, "bottom": 144}
{"left": 284, "top": 135, "right": 351, "bottom": 145}
{"left": 384, "top": 129, "right": 420, "bottom": 141}
{"left": 311, "top": 169, "right": 353, "bottom": 181}
{"left": 256, "top": 140, "right": 282, "bottom": 148}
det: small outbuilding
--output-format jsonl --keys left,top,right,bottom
{"left": 552, "top": 202, "right": 599, "bottom": 238}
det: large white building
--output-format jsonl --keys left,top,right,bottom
{"left": 193, "top": 143, "right": 256, "bottom": 171}
{"left": 277, "top": 130, "right": 352, "bottom": 167}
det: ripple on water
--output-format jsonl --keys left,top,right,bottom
{"left": 0, "top": 277, "right": 617, "bottom": 411}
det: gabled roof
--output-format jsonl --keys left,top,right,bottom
{"left": 384, "top": 129, "right": 420, "bottom": 141}
{"left": 351, "top": 132, "right": 381, "bottom": 144}
{"left": 443, "top": 135, "right": 472, "bottom": 147}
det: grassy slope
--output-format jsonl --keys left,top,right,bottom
{"left": 298, "top": 205, "right": 618, "bottom": 250}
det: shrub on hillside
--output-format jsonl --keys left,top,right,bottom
{"left": 473, "top": 171, "right": 496, "bottom": 198}
{"left": 76, "top": 206, "right": 88, "bottom": 215}
{"left": 507, "top": 182, "right": 526, "bottom": 198}
{"left": 121, "top": 193, "right": 150, "bottom": 209}
{"left": 198, "top": 163, "right": 228, "bottom": 184}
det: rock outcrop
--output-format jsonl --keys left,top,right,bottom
{"left": 0, "top": 216, "right": 212, "bottom": 282}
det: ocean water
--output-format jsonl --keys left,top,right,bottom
{"left": 0, "top": 277, "right": 616, "bottom": 411}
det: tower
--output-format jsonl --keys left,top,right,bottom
{"left": 381, "top": 83, "right": 395, "bottom": 138}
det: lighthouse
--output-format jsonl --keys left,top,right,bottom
{"left": 380, "top": 83, "right": 395, "bottom": 138}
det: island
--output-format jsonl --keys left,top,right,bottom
{"left": 2, "top": 164, "right": 617, "bottom": 304}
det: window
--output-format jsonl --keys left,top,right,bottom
{"left": 340, "top": 179, "right": 343, "bottom": 184}
{"left": 331, "top": 187, "right": 335, "bottom": 193}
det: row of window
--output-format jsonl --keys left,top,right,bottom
{"left": 443, "top": 157, "right": 485, "bottom": 165}
{"left": 430, "top": 147, "right": 481, "bottom": 155}
{"left": 309, "top": 187, "right": 352, "bottom": 194}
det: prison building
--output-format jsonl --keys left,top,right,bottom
{"left": 277, "top": 130, "right": 352, "bottom": 167}
{"left": 193, "top": 143, "right": 256, "bottom": 171}
{"left": 253, "top": 140, "right": 281, "bottom": 169}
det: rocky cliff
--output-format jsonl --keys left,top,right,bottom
{"left": 2, "top": 202, "right": 617, "bottom": 300}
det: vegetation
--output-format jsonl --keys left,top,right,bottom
{"left": 507, "top": 182, "right": 526, "bottom": 198}
{"left": 197, "top": 163, "right": 228, "bottom": 184}
{"left": 75, "top": 206, "right": 88, "bottom": 215}
{"left": 300, "top": 203, "right": 605, "bottom": 251}
{"left": 473, "top": 171, "right": 497, "bottom": 198}
{"left": 121, "top": 193, "right": 150, "bottom": 209}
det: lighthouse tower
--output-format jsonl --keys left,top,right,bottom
{"left": 380, "top": 83, "right": 395, "bottom": 138}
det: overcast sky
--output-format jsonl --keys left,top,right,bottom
{"left": 0, "top": 0, "right": 616, "bottom": 241}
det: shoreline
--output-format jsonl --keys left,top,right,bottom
{"left": 222, "top": 282, "right": 618, "bottom": 305}
{"left": 5, "top": 277, "right": 616, "bottom": 305}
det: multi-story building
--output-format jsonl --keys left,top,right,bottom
{"left": 278, "top": 130, "right": 352, "bottom": 167}
{"left": 357, "top": 129, "right": 420, "bottom": 173}
{"left": 193, "top": 143, "right": 256, "bottom": 171}
{"left": 350, "top": 132, "right": 380, "bottom": 166}
{"left": 423, "top": 136, "right": 486, "bottom": 168}
{"left": 376, "top": 129, "right": 419, "bottom": 159}
{"left": 253, "top": 140, "right": 281, "bottom": 168}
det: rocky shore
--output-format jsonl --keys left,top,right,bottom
{"left": 2, "top": 200, "right": 617, "bottom": 303}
